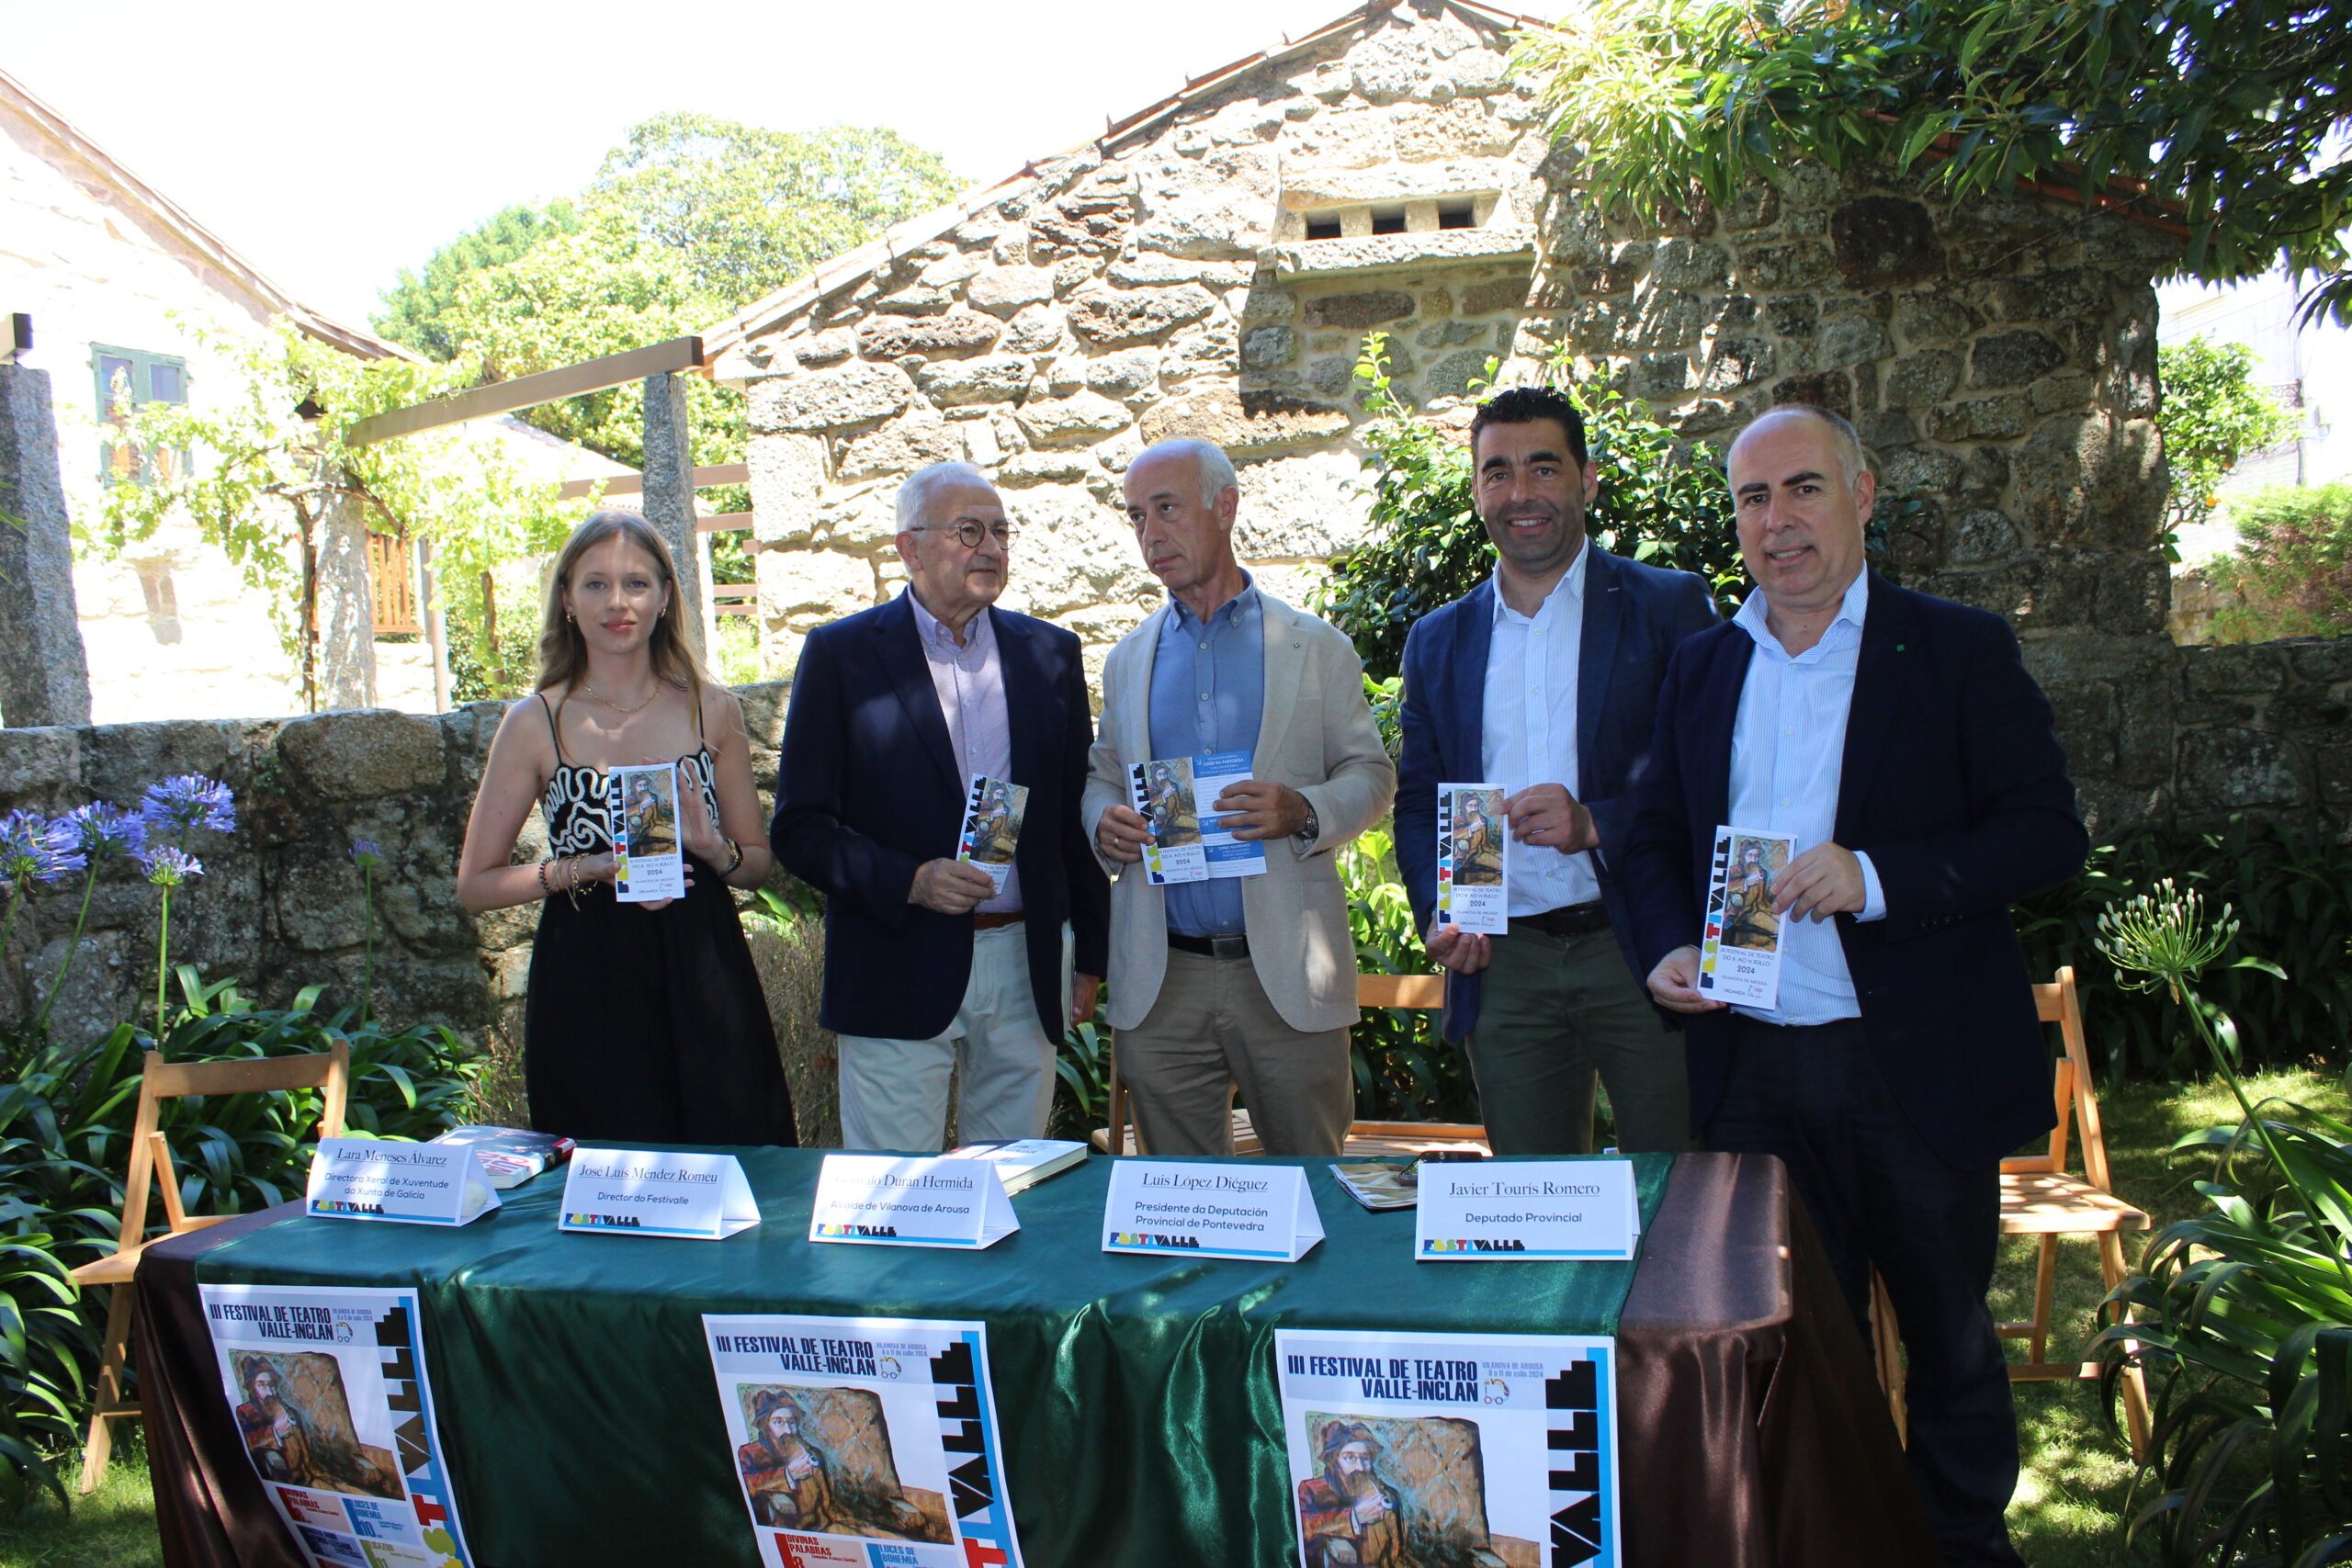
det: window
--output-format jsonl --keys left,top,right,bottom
{"left": 1305, "top": 216, "right": 1344, "bottom": 241}
{"left": 91, "top": 343, "right": 189, "bottom": 485}
{"left": 1370, "top": 207, "right": 1408, "bottom": 236}
{"left": 1438, "top": 202, "right": 1476, "bottom": 231}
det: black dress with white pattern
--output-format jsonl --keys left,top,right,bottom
{"left": 521, "top": 690, "right": 797, "bottom": 1145}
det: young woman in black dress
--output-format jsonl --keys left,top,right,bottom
{"left": 456, "top": 510, "right": 797, "bottom": 1145}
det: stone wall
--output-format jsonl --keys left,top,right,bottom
{"left": 0, "top": 691, "right": 791, "bottom": 1061}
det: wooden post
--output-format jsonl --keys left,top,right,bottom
{"left": 419, "top": 536, "right": 451, "bottom": 712}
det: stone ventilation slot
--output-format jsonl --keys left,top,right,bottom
{"left": 1306, "top": 216, "right": 1344, "bottom": 241}
{"left": 1437, "top": 202, "right": 1476, "bottom": 231}
{"left": 1370, "top": 206, "right": 1408, "bottom": 236}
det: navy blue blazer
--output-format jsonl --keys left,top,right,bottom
{"left": 769, "top": 593, "right": 1110, "bottom": 1041}
{"left": 1396, "top": 543, "right": 1720, "bottom": 1040}
{"left": 1617, "top": 571, "right": 2088, "bottom": 1169}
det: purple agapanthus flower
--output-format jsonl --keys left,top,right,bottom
{"left": 0, "top": 809, "right": 84, "bottom": 885}
{"left": 140, "top": 773, "right": 236, "bottom": 839}
{"left": 138, "top": 844, "right": 203, "bottom": 888}
{"left": 66, "top": 802, "right": 148, "bottom": 860}
{"left": 351, "top": 839, "right": 382, "bottom": 869}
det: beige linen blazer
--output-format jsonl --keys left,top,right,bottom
{"left": 1081, "top": 591, "right": 1396, "bottom": 1034}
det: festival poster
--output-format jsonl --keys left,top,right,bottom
{"left": 1435, "top": 784, "right": 1510, "bottom": 935}
{"left": 199, "top": 1284, "right": 476, "bottom": 1568}
{"left": 956, "top": 775, "right": 1028, "bottom": 895}
{"left": 609, "top": 761, "right": 684, "bottom": 902}
{"left": 1696, "top": 825, "right": 1795, "bottom": 1010}
{"left": 1275, "top": 1328, "right": 1620, "bottom": 1568}
{"left": 703, "top": 1314, "right": 1024, "bottom": 1568}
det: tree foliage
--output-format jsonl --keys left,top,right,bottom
{"left": 2206, "top": 482, "right": 2352, "bottom": 644}
{"left": 373, "top": 200, "right": 582, "bottom": 363}
{"left": 92, "top": 321, "right": 578, "bottom": 705}
{"left": 1517, "top": 0, "right": 2352, "bottom": 324}
{"left": 2156, "top": 338, "right": 2299, "bottom": 549}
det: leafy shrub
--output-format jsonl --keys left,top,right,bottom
{"left": 2206, "top": 482, "right": 2352, "bottom": 644}
{"left": 0, "top": 981, "right": 481, "bottom": 1509}
{"left": 2017, "top": 815, "right": 2352, "bottom": 1081}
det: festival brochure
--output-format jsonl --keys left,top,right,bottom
{"left": 200, "top": 1283, "right": 478, "bottom": 1568}
{"left": 1331, "top": 1159, "right": 1421, "bottom": 1212}
{"left": 425, "top": 1125, "right": 574, "bottom": 1190}
{"left": 1434, "top": 783, "right": 1510, "bottom": 935}
{"left": 940, "top": 1138, "right": 1089, "bottom": 1194}
{"left": 608, "top": 761, "right": 684, "bottom": 902}
{"left": 1697, "top": 825, "right": 1796, "bottom": 1010}
{"left": 703, "top": 1314, "right": 1025, "bottom": 1568}
{"left": 955, "top": 774, "right": 1027, "bottom": 894}
{"left": 1275, "top": 1327, "right": 1622, "bottom": 1568}
{"left": 1128, "top": 749, "right": 1268, "bottom": 885}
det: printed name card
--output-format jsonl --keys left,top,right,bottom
{"left": 1415, "top": 1159, "right": 1641, "bottom": 1261}
{"left": 305, "top": 1137, "right": 501, "bottom": 1226}
{"left": 808, "top": 1154, "right": 1020, "bottom": 1250}
{"left": 559, "top": 1149, "right": 759, "bottom": 1239}
{"left": 1102, "top": 1159, "right": 1324, "bottom": 1262}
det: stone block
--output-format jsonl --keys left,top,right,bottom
{"left": 916, "top": 355, "right": 1032, "bottom": 409}
{"left": 1459, "top": 275, "right": 1533, "bottom": 316}
{"left": 1109, "top": 255, "right": 1252, "bottom": 289}
{"left": 1393, "top": 98, "right": 1517, "bottom": 161}
{"left": 1084, "top": 349, "right": 1164, "bottom": 400}
{"left": 1892, "top": 291, "right": 1977, "bottom": 348}
{"left": 0, "top": 725, "right": 80, "bottom": 807}
{"left": 856, "top": 308, "right": 1001, "bottom": 360}
{"left": 994, "top": 484, "right": 1152, "bottom": 620}
{"left": 1630, "top": 354, "right": 1694, "bottom": 399}
{"left": 1031, "top": 187, "right": 1130, "bottom": 259}
{"left": 1139, "top": 389, "right": 1351, "bottom": 455}
{"left": 874, "top": 281, "right": 952, "bottom": 316}
{"left": 1969, "top": 330, "right": 2067, "bottom": 389}
{"left": 1415, "top": 321, "right": 1487, "bottom": 350}
{"left": 1881, "top": 348, "right": 1962, "bottom": 409}
{"left": 277, "top": 710, "right": 446, "bottom": 803}
{"left": 1164, "top": 324, "right": 1241, "bottom": 377}
{"left": 1279, "top": 108, "right": 1396, "bottom": 169}
{"left": 749, "top": 434, "right": 828, "bottom": 548}
{"left": 1132, "top": 150, "right": 1275, "bottom": 259}
{"left": 1992, "top": 269, "right": 2109, "bottom": 324}
{"left": 792, "top": 329, "right": 854, "bottom": 366}
{"left": 1016, "top": 391, "right": 1134, "bottom": 447}
{"left": 1770, "top": 372, "right": 1853, "bottom": 420}
{"left": 751, "top": 362, "right": 915, "bottom": 434}
{"left": 837, "top": 412, "right": 964, "bottom": 481}
{"left": 1304, "top": 290, "right": 1417, "bottom": 330}
{"left": 996, "top": 451, "right": 1097, "bottom": 488}
{"left": 1948, "top": 509, "right": 2021, "bottom": 566}
{"left": 1880, "top": 446, "right": 1966, "bottom": 496}
{"left": 1701, "top": 338, "right": 1773, "bottom": 391}
{"left": 1652, "top": 241, "right": 1729, "bottom": 292}
{"left": 1828, "top": 197, "right": 1947, "bottom": 288}
{"left": 1068, "top": 285, "right": 1219, "bottom": 345}
{"left": 2182, "top": 645, "right": 2288, "bottom": 696}
{"left": 1817, "top": 317, "right": 1890, "bottom": 367}
{"left": 1766, "top": 295, "right": 1819, "bottom": 338}
{"left": 1425, "top": 348, "right": 1495, "bottom": 399}
{"left": 1241, "top": 325, "right": 1299, "bottom": 371}
{"left": 2177, "top": 728, "right": 2309, "bottom": 813}
{"left": 1233, "top": 449, "right": 1372, "bottom": 558}
{"left": 1001, "top": 306, "right": 1065, "bottom": 355}
{"left": 2289, "top": 640, "right": 2352, "bottom": 687}
{"left": 1736, "top": 242, "right": 1836, "bottom": 291}
{"left": 1925, "top": 393, "right": 2032, "bottom": 443}
{"left": 966, "top": 267, "right": 1056, "bottom": 317}
{"left": 760, "top": 547, "right": 876, "bottom": 622}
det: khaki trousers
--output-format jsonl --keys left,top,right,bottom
{"left": 1116, "top": 947, "right": 1352, "bottom": 1156}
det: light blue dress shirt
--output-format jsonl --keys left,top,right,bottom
{"left": 1479, "top": 547, "right": 1602, "bottom": 916}
{"left": 1148, "top": 579, "right": 1264, "bottom": 937}
{"left": 1726, "top": 570, "right": 1887, "bottom": 1025}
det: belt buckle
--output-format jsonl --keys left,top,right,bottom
{"left": 1209, "top": 934, "right": 1250, "bottom": 962}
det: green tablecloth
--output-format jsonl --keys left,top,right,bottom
{"left": 194, "top": 1148, "right": 1670, "bottom": 1567}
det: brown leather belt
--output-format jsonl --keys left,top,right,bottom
{"left": 1511, "top": 900, "right": 1612, "bottom": 940}
{"left": 974, "top": 911, "right": 1024, "bottom": 931}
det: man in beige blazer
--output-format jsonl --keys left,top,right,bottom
{"left": 1084, "top": 437, "right": 1395, "bottom": 1156}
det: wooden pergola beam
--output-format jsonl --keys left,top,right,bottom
{"left": 555, "top": 462, "right": 748, "bottom": 502}
{"left": 345, "top": 336, "right": 705, "bottom": 447}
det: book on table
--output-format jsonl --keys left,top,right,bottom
{"left": 428, "top": 1124, "right": 576, "bottom": 1190}
{"left": 941, "top": 1138, "right": 1089, "bottom": 1193}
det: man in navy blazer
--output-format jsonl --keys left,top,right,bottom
{"left": 771, "top": 463, "right": 1108, "bottom": 1151}
{"left": 1620, "top": 405, "right": 2086, "bottom": 1568}
{"left": 1396, "top": 387, "right": 1718, "bottom": 1154}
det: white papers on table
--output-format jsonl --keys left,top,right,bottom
{"left": 940, "top": 1138, "right": 1088, "bottom": 1194}
{"left": 557, "top": 1149, "right": 760, "bottom": 1238}
{"left": 1129, "top": 749, "right": 1267, "bottom": 886}
{"left": 425, "top": 1125, "right": 573, "bottom": 1190}
{"left": 1698, "top": 824, "right": 1795, "bottom": 1010}
{"left": 1101, "top": 1159, "right": 1322, "bottom": 1261}
{"left": 809, "top": 1154, "right": 1020, "bottom": 1248}
{"left": 200, "top": 1283, "right": 480, "bottom": 1568}
{"left": 609, "top": 761, "right": 684, "bottom": 901}
{"left": 1414, "top": 1158, "right": 1641, "bottom": 1261}
{"left": 1275, "top": 1327, "right": 1621, "bottom": 1568}
{"left": 304, "top": 1138, "right": 500, "bottom": 1226}
{"left": 704, "top": 1314, "right": 1025, "bottom": 1568}
{"left": 1435, "top": 782, "right": 1510, "bottom": 935}
{"left": 955, "top": 774, "right": 1026, "bottom": 894}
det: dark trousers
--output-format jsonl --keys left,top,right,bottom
{"left": 1707, "top": 1016, "right": 2024, "bottom": 1568}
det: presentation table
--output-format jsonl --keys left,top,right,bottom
{"left": 131, "top": 1149, "right": 1934, "bottom": 1567}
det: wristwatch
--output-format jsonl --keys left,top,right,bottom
{"left": 1296, "top": 800, "right": 1321, "bottom": 846}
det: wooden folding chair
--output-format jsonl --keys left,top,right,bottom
{"left": 68, "top": 1043, "right": 350, "bottom": 1493}
{"left": 1093, "top": 971, "right": 1489, "bottom": 1156}
{"left": 1871, "top": 966, "right": 2152, "bottom": 1457}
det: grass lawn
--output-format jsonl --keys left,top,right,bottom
{"left": 6, "top": 1068, "right": 2342, "bottom": 1568}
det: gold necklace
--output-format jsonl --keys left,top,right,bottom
{"left": 582, "top": 679, "right": 662, "bottom": 716}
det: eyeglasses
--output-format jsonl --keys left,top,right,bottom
{"left": 918, "top": 520, "right": 1017, "bottom": 548}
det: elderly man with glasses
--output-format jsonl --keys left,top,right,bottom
{"left": 773, "top": 461, "right": 1108, "bottom": 1151}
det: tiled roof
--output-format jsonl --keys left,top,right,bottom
{"left": 696, "top": 0, "right": 1549, "bottom": 367}
{"left": 0, "top": 66, "right": 420, "bottom": 364}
